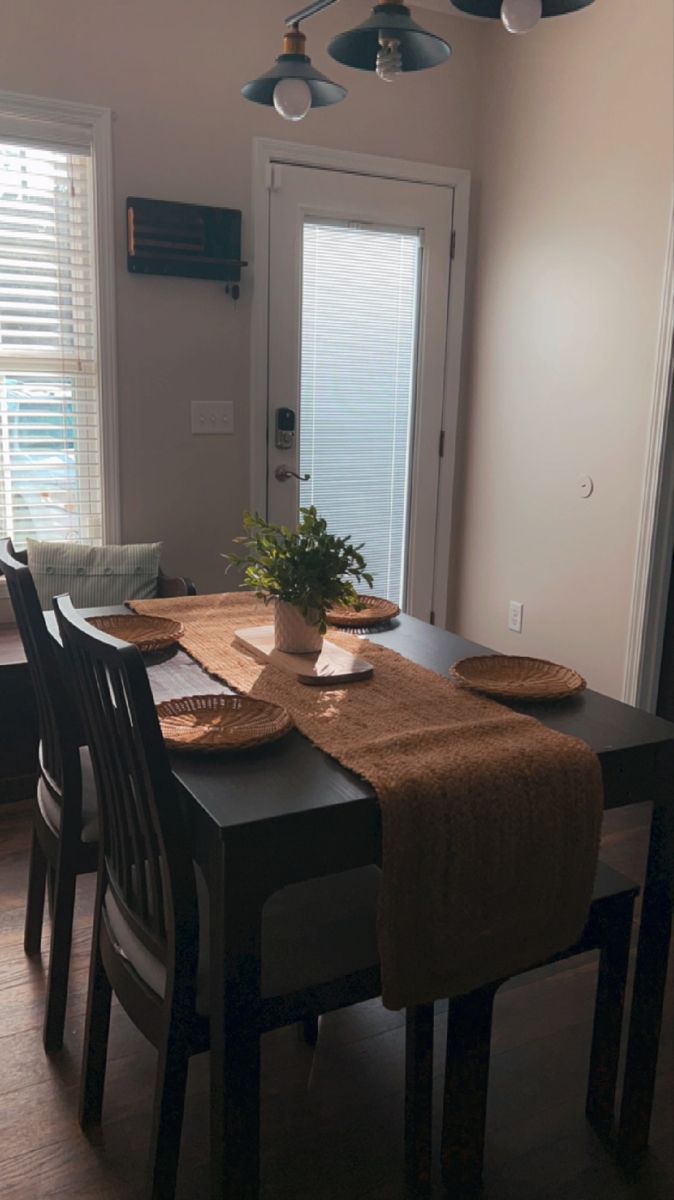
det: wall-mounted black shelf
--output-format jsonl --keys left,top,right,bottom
{"left": 127, "top": 197, "right": 247, "bottom": 283}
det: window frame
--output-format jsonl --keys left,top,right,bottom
{"left": 0, "top": 90, "right": 119, "bottom": 576}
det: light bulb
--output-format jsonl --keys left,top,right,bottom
{"left": 273, "top": 77, "right": 312, "bottom": 121}
{"left": 501, "top": 0, "right": 543, "bottom": 34}
{"left": 376, "top": 36, "right": 402, "bottom": 82}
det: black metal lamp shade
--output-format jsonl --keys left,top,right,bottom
{"left": 451, "top": 0, "right": 594, "bottom": 17}
{"left": 242, "top": 53, "right": 346, "bottom": 108}
{"left": 328, "top": 4, "right": 451, "bottom": 73}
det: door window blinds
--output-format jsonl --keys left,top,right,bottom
{"left": 0, "top": 137, "right": 102, "bottom": 547}
{"left": 299, "top": 220, "right": 421, "bottom": 607}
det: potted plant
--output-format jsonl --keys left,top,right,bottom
{"left": 224, "top": 506, "right": 373, "bottom": 653}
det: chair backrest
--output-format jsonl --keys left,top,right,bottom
{"left": 53, "top": 594, "right": 198, "bottom": 981}
{"left": 0, "top": 538, "right": 81, "bottom": 819}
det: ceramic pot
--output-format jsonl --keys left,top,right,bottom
{"left": 274, "top": 600, "right": 323, "bottom": 654}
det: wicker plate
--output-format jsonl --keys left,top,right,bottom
{"left": 87, "top": 614, "right": 184, "bottom": 654}
{"left": 156, "top": 694, "right": 293, "bottom": 753}
{"left": 326, "top": 595, "right": 401, "bottom": 629}
{"left": 449, "top": 655, "right": 586, "bottom": 702}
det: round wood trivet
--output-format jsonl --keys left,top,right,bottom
{"left": 449, "top": 655, "right": 586, "bottom": 702}
{"left": 156, "top": 694, "right": 293, "bottom": 752}
{"left": 326, "top": 595, "right": 400, "bottom": 629}
{"left": 87, "top": 614, "right": 184, "bottom": 654}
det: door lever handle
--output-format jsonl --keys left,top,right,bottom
{"left": 275, "top": 465, "right": 311, "bottom": 482}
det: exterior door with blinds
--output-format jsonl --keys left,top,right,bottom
{"left": 267, "top": 164, "right": 453, "bottom": 618}
{"left": 0, "top": 133, "right": 102, "bottom": 546}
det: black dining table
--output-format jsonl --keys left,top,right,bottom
{"left": 48, "top": 605, "right": 674, "bottom": 1199}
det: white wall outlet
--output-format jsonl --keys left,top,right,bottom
{"left": 191, "top": 400, "right": 234, "bottom": 435}
{"left": 508, "top": 600, "right": 524, "bottom": 634}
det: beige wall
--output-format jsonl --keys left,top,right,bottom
{"left": 453, "top": 0, "right": 673, "bottom": 697}
{"left": 1, "top": 1, "right": 672, "bottom": 698}
{"left": 0, "top": 0, "right": 480, "bottom": 593}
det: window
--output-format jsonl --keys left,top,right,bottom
{"left": 0, "top": 95, "right": 116, "bottom": 549}
{"left": 299, "top": 220, "right": 421, "bottom": 606}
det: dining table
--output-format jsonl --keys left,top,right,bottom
{"left": 47, "top": 603, "right": 674, "bottom": 1199}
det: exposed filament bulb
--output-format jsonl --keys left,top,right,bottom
{"left": 376, "top": 36, "right": 402, "bottom": 82}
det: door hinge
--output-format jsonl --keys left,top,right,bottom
{"left": 430, "top": 610, "right": 436, "bottom": 625}
{"left": 438, "top": 429, "right": 445, "bottom": 458}
{"left": 450, "top": 230, "right": 456, "bottom": 260}
{"left": 266, "top": 163, "right": 282, "bottom": 192}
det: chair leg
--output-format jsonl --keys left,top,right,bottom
{"left": 441, "top": 984, "right": 498, "bottom": 1196}
{"left": 149, "top": 1018, "right": 191, "bottom": 1200}
{"left": 79, "top": 921, "right": 112, "bottom": 1128}
{"left": 586, "top": 897, "right": 635, "bottom": 1136}
{"left": 405, "top": 1004, "right": 434, "bottom": 1196}
{"left": 24, "top": 827, "right": 47, "bottom": 955}
{"left": 43, "top": 858, "right": 77, "bottom": 1053}
{"left": 300, "top": 1014, "right": 320, "bottom": 1046}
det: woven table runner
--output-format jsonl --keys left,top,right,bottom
{"left": 131, "top": 593, "right": 603, "bottom": 1010}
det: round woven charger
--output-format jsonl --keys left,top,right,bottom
{"left": 326, "top": 595, "right": 400, "bottom": 629}
{"left": 156, "top": 694, "right": 293, "bottom": 753}
{"left": 449, "top": 655, "right": 586, "bottom": 702}
{"left": 87, "top": 614, "right": 184, "bottom": 654}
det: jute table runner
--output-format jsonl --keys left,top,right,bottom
{"left": 131, "top": 593, "right": 603, "bottom": 1010}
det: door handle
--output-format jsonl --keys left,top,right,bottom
{"left": 275, "top": 465, "right": 311, "bottom": 482}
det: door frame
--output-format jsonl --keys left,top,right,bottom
{"left": 249, "top": 136, "right": 470, "bottom": 627}
{"left": 623, "top": 197, "right": 674, "bottom": 709}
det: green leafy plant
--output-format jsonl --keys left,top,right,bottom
{"left": 223, "top": 507, "right": 373, "bottom": 633}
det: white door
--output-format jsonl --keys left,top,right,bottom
{"left": 267, "top": 163, "right": 454, "bottom": 619}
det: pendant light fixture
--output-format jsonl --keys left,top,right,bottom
{"left": 242, "top": 0, "right": 453, "bottom": 119}
{"left": 328, "top": 3, "right": 451, "bottom": 79}
{"left": 241, "top": 23, "right": 346, "bottom": 120}
{"left": 450, "top": 0, "right": 595, "bottom": 34}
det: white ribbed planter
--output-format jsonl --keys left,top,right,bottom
{"left": 274, "top": 600, "right": 323, "bottom": 654}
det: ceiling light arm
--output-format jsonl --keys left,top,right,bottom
{"left": 285, "top": 0, "right": 341, "bottom": 28}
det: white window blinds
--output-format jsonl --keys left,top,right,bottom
{"left": 0, "top": 137, "right": 102, "bottom": 547}
{"left": 299, "top": 220, "right": 421, "bottom": 607}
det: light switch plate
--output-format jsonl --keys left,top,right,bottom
{"left": 191, "top": 400, "right": 234, "bottom": 435}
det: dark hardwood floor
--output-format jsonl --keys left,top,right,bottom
{"left": 0, "top": 799, "right": 672, "bottom": 1199}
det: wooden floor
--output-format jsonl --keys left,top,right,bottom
{"left": 0, "top": 800, "right": 672, "bottom": 1200}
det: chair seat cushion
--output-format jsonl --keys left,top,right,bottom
{"left": 37, "top": 746, "right": 98, "bottom": 843}
{"left": 104, "top": 865, "right": 381, "bottom": 1016}
{"left": 26, "top": 539, "right": 162, "bottom": 609}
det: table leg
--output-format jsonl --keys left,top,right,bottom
{"left": 618, "top": 741, "right": 674, "bottom": 1158}
{"left": 405, "top": 1004, "right": 434, "bottom": 1195}
{"left": 209, "top": 837, "right": 263, "bottom": 1200}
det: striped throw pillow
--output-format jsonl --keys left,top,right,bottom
{"left": 26, "top": 540, "right": 163, "bottom": 610}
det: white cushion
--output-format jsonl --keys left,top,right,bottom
{"left": 37, "top": 746, "right": 98, "bottom": 843}
{"left": 103, "top": 865, "right": 381, "bottom": 1017}
{"left": 26, "top": 539, "right": 162, "bottom": 609}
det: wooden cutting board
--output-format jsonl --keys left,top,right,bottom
{"left": 234, "top": 626, "right": 373, "bottom": 687}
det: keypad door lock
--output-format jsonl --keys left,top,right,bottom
{"left": 275, "top": 406, "right": 295, "bottom": 451}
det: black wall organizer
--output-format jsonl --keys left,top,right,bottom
{"left": 126, "top": 197, "right": 246, "bottom": 295}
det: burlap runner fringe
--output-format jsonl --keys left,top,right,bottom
{"left": 131, "top": 593, "right": 603, "bottom": 1010}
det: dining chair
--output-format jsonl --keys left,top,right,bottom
{"left": 53, "top": 593, "right": 432, "bottom": 1200}
{"left": 0, "top": 538, "right": 97, "bottom": 1053}
{"left": 417, "top": 859, "right": 639, "bottom": 1195}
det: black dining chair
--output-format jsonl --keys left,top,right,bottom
{"left": 0, "top": 537, "right": 198, "bottom": 1052}
{"left": 419, "top": 859, "right": 639, "bottom": 1195}
{"left": 0, "top": 538, "right": 97, "bottom": 1053}
{"left": 53, "top": 593, "right": 433, "bottom": 1199}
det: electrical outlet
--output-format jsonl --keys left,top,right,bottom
{"left": 191, "top": 400, "right": 234, "bottom": 435}
{"left": 508, "top": 601, "right": 523, "bottom": 634}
